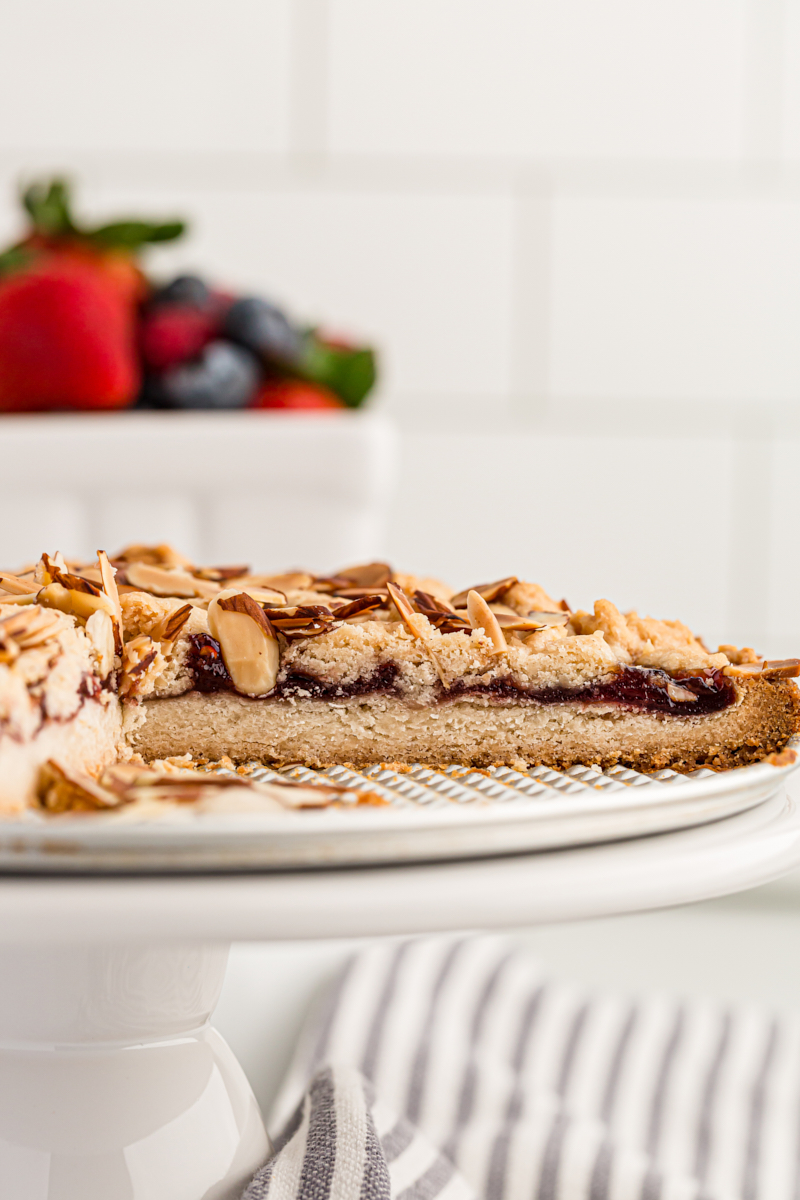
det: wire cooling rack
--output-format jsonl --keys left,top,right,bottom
{"left": 255, "top": 758, "right": 721, "bottom": 810}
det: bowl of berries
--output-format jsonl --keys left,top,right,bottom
{"left": 0, "top": 180, "right": 393, "bottom": 569}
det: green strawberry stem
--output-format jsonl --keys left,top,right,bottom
{"left": 17, "top": 177, "right": 186, "bottom": 254}
{"left": 300, "top": 334, "right": 377, "bottom": 408}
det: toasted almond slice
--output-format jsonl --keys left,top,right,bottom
{"left": 331, "top": 595, "right": 385, "bottom": 620}
{"left": 97, "top": 550, "right": 124, "bottom": 653}
{"left": 125, "top": 561, "right": 220, "bottom": 599}
{"left": 386, "top": 582, "right": 451, "bottom": 685}
{"left": 119, "top": 635, "right": 159, "bottom": 697}
{"left": 494, "top": 610, "right": 570, "bottom": 632}
{"left": 666, "top": 681, "right": 698, "bottom": 703}
{"left": 85, "top": 610, "right": 115, "bottom": 679}
{"left": 13, "top": 612, "right": 65, "bottom": 649}
{"left": 0, "top": 573, "right": 40, "bottom": 595}
{"left": 721, "top": 659, "right": 800, "bottom": 679}
{"left": 157, "top": 603, "right": 193, "bottom": 645}
{"left": 245, "top": 572, "right": 315, "bottom": 592}
{"left": 113, "top": 543, "right": 194, "bottom": 569}
{"left": 763, "top": 658, "right": 800, "bottom": 678}
{"left": 216, "top": 585, "right": 287, "bottom": 605}
{"left": 34, "top": 552, "right": 68, "bottom": 586}
{"left": 0, "top": 592, "right": 39, "bottom": 607}
{"left": 466, "top": 590, "right": 508, "bottom": 653}
{"left": 387, "top": 582, "right": 433, "bottom": 640}
{"left": 723, "top": 662, "right": 762, "bottom": 677}
{"left": 208, "top": 592, "right": 280, "bottom": 696}
{"left": 1, "top": 605, "right": 64, "bottom": 647}
{"left": 37, "top": 760, "right": 120, "bottom": 812}
{"left": 334, "top": 561, "right": 392, "bottom": 589}
{"left": 451, "top": 576, "right": 519, "bottom": 609}
{"left": 0, "top": 609, "right": 33, "bottom": 638}
{"left": 37, "top": 581, "right": 116, "bottom": 624}
{"left": 193, "top": 565, "right": 250, "bottom": 581}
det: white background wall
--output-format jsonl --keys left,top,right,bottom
{"left": 1, "top": 0, "right": 799, "bottom": 658}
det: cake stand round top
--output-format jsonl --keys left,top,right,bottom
{"left": 1, "top": 781, "right": 799, "bottom": 946}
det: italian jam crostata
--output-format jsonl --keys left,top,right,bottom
{"left": 1, "top": 544, "right": 798, "bottom": 812}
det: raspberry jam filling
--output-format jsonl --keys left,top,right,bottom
{"left": 186, "top": 634, "right": 735, "bottom": 715}
{"left": 186, "top": 635, "right": 400, "bottom": 698}
{"left": 446, "top": 665, "right": 736, "bottom": 716}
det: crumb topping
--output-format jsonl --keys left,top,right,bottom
{"left": 2, "top": 546, "right": 798, "bottom": 716}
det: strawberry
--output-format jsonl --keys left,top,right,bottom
{"left": 0, "top": 178, "right": 185, "bottom": 411}
{"left": 250, "top": 379, "right": 345, "bottom": 412}
{"left": 0, "top": 258, "right": 139, "bottom": 411}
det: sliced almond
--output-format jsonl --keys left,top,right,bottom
{"left": 156, "top": 603, "right": 193, "bottom": 645}
{"left": 37, "top": 582, "right": 116, "bottom": 624}
{"left": 0, "top": 573, "right": 40, "bottom": 595}
{"left": 193, "top": 565, "right": 250, "bottom": 582}
{"left": 215, "top": 585, "right": 287, "bottom": 606}
{"left": 763, "top": 658, "right": 800, "bottom": 678}
{"left": 207, "top": 593, "right": 280, "bottom": 696}
{"left": 113, "top": 543, "right": 194, "bottom": 570}
{"left": 0, "top": 606, "right": 58, "bottom": 645}
{"left": 0, "top": 592, "right": 39, "bottom": 607}
{"left": 386, "top": 582, "right": 451, "bottom": 685}
{"left": 466, "top": 590, "right": 508, "bottom": 654}
{"left": 665, "top": 681, "right": 698, "bottom": 703}
{"left": 450, "top": 576, "right": 518, "bottom": 609}
{"left": 725, "top": 658, "right": 800, "bottom": 680}
{"left": 12, "top": 610, "right": 65, "bottom": 649}
{"left": 243, "top": 572, "right": 314, "bottom": 592}
{"left": 125, "top": 561, "right": 220, "bottom": 599}
{"left": 37, "top": 760, "right": 120, "bottom": 812}
{"left": 0, "top": 604, "right": 62, "bottom": 643}
{"left": 85, "top": 610, "right": 115, "bottom": 679}
{"left": 34, "top": 551, "right": 69, "bottom": 586}
{"left": 120, "top": 635, "right": 159, "bottom": 697}
{"left": 331, "top": 595, "right": 385, "bottom": 621}
{"left": 97, "top": 550, "right": 124, "bottom": 654}
{"left": 387, "top": 582, "right": 433, "bottom": 640}
{"left": 336, "top": 561, "right": 392, "bottom": 588}
{"left": 264, "top": 605, "right": 337, "bottom": 638}
{"left": 493, "top": 610, "right": 570, "bottom": 632}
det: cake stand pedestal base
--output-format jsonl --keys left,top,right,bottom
{"left": 0, "top": 942, "right": 269, "bottom": 1200}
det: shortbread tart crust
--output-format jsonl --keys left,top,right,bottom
{"left": 1, "top": 545, "right": 799, "bottom": 811}
{"left": 128, "top": 678, "right": 800, "bottom": 773}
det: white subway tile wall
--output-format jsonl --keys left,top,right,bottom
{"left": 0, "top": 0, "right": 798, "bottom": 655}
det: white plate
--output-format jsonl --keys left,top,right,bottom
{"left": 1, "top": 743, "right": 797, "bottom": 874}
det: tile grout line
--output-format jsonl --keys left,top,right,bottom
{"left": 725, "top": 419, "right": 775, "bottom": 648}
{"left": 288, "top": 0, "right": 330, "bottom": 170}
{"left": 2, "top": 154, "right": 800, "bottom": 200}
{"left": 742, "top": 0, "right": 788, "bottom": 160}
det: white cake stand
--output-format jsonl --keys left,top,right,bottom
{"left": 1, "top": 771, "right": 800, "bottom": 1200}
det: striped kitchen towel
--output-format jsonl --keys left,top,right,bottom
{"left": 243, "top": 935, "right": 800, "bottom": 1200}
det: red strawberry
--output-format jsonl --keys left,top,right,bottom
{"left": 250, "top": 380, "right": 344, "bottom": 412}
{"left": 140, "top": 306, "right": 218, "bottom": 372}
{"left": 0, "top": 257, "right": 139, "bottom": 412}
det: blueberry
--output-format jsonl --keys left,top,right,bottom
{"left": 160, "top": 341, "right": 260, "bottom": 410}
{"left": 151, "top": 274, "right": 212, "bottom": 310}
{"left": 223, "top": 297, "right": 303, "bottom": 366}
{"left": 132, "top": 376, "right": 172, "bottom": 409}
